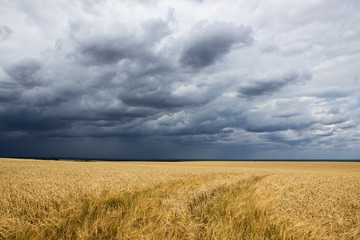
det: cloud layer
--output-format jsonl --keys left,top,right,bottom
{"left": 0, "top": 0, "right": 359, "bottom": 159}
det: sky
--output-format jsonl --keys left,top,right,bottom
{"left": 0, "top": 0, "right": 359, "bottom": 160}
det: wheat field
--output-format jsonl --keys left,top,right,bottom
{"left": 0, "top": 158, "right": 359, "bottom": 239}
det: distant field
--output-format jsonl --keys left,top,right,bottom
{"left": 0, "top": 158, "right": 359, "bottom": 239}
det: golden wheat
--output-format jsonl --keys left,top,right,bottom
{"left": 0, "top": 158, "right": 359, "bottom": 239}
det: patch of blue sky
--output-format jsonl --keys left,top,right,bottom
{"left": 348, "top": 100, "right": 360, "bottom": 111}
{"left": 315, "top": 97, "right": 336, "bottom": 104}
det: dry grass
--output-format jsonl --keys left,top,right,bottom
{"left": 0, "top": 158, "right": 359, "bottom": 239}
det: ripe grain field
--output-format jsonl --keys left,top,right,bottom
{"left": 0, "top": 158, "right": 359, "bottom": 239}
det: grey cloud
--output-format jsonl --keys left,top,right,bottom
{"left": 0, "top": 100, "right": 153, "bottom": 139}
{"left": 166, "top": 7, "right": 176, "bottom": 22}
{"left": 239, "top": 100, "right": 316, "bottom": 133}
{"left": 260, "top": 45, "right": 280, "bottom": 54}
{"left": 338, "top": 121, "right": 355, "bottom": 129}
{"left": 141, "top": 18, "right": 171, "bottom": 44}
{"left": 238, "top": 71, "right": 312, "bottom": 97}
{"left": 74, "top": 17, "right": 172, "bottom": 66}
{"left": 120, "top": 83, "right": 217, "bottom": 109}
{"left": 275, "top": 112, "right": 300, "bottom": 118}
{"left": 20, "top": 86, "right": 79, "bottom": 107}
{"left": 5, "top": 57, "right": 42, "bottom": 87}
{"left": 68, "top": 19, "right": 249, "bottom": 117}
{"left": 110, "top": 49, "right": 221, "bottom": 110}
{"left": 316, "top": 131, "right": 333, "bottom": 137}
{"left": 121, "top": 94, "right": 207, "bottom": 109}
{"left": 321, "top": 115, "right": 347, "bottom": 125}
{"left": 136, "top": 107, "right": 240, "bottom": 138}
{"left": 243, "top": 119, "right": 315, "bottom": 133}
{"left": 263, "top": 132, "right": 310, "bottom": 146}
{"left": 0, "top": 25, "right": 12, "bottom": 41}
{"left": 1, "top": 1, "right": 359, "bottom": 159}
{"left": 78, "top": 35, "right": 141, "bottom": 65}
{"left": 0, "top": 87, "right": 20, "bottom": 103}
{"left": 0, "top": 13, "right": 183, "bottom": 140}
{"left": 327, "top": 106, "right": 340, "bottom": 115}
{"left": 308, "top": 87, "right": 353, "bottom": 98}
{"left": 239, "top": 80, "right": 288, "bottom": 97}
{"left": 180, "top": 22, "right": 253, "bottom": 68}
{"left": 0, "top": 109, "right": 71, "bottom": 132}
{"left": 102, "top": 108, "right": 153, "bottom": 120}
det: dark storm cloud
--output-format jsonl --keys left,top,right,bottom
{"left": 74, "top": 17, "right": 171, "bottom": 66}
{"left": 1, "top": 0, "right": 359, "bottom": 159}
{"left": 180, "top": 22, "right": 253, "bottom": 68}
{"left": 238, "top": 71, "right": 312, "bottom": 97}
{"left": 0, "top": 88, "right": 18, "bottom": 103}
{"left": 119, "top": 76, "right": 218, "bottom": 109}
{"left": 121, "top": 93, "right": 208, "bottom": 109}
{"left": 78, "top": 36, "right": 139, "bottom": 65}
{"left": 0, "top": 109, "right": 71, "bottom": 132}
{"left": 73, "top": 19, "right": 228, "bottom": 110}
{"left": 0, "top": 76, "right": 21, "bottom": 103}
{"left": 0, "top": 18, "right": 247, "bottom": 142}
{"left": 114, "top": 62, "right": 208, "bottom": 109}
{"left": 243, "top": 116, "right": 315, "bottom": 133}
{"left": 4, "top": 57, "right": 42, "bottom": 87}
{"left": 239, "top": 80, "right": 287, "bottom": 97}
{"left": 0, "top": 25, "right": 12, "bottom": 41}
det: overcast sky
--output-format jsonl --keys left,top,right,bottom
{"left": 0, "top": 0, "right": 359, "bottom": 159}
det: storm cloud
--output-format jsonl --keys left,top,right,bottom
{"left": 0, "top": 0, "right": 359, "bottom": 159}
{"left": 238, "top": 71, "right": 312, "bottom": 97}
{"left": 5, "top": 57, "right": 42, "bottom": 87}
{"left": 180, "top": 22, "right": 253, "bottom": 68}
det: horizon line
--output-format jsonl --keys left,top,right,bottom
{"left": 1, "top": 156, "right": 359, "bottom": 162}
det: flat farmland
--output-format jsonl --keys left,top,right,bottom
{"left": 0, "top": 158, "right": 359, "bottom": 239}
